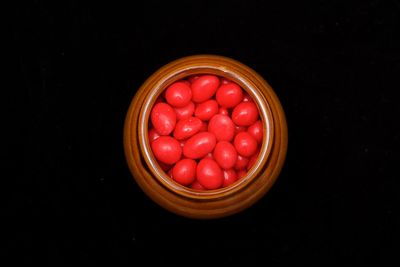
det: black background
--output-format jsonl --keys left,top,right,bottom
{"left": 11, "top": 0, "right": 399, "bottom": 265}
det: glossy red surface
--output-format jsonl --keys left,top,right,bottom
{"left": 191, "top": 75, "right": 220, "bottom": 103}
{"left": 207, "top": 114, "right": 235, "bottom": 142}
{"left": 165, "top": 81, "right": 192, "bottom": 107}
{"left": 234, "top": 132, "right": 258, "bottom": 157}
{"left": 151, "top": 136, "right": 182, "bottom": 164}
{"left": 183, "top": 132, "right": 217, "bottom": 159}
{"left": 194, "top": 99, "right": 218, "bottom": 121}
{"left": 222, "top": 169, "right": 238, "bottom": 187}
{"left": 197, "top": 158, "right": 224, "bottom": 190}
{"left": 213, "top": 141, "right": 237, "bottom": 169}
{"left": 172, "top": 159, "right": 197, "bottom": 186}
{"left": 150, "top": 103, "right": 176, "bottom": 135}
{"left": 174, "top": 101, "right": 195, "bottom": 120}
{"left": 216, "top": 83, "right": 243, "bottom": 108}
{"left": 247, "top": 120, "right": 263, "bottom": 144}
{"left": 232, "top": 102, "right": 259, "bottom": 126}
{"left": 173, "top": 117, "right": 202, "bottom": 140}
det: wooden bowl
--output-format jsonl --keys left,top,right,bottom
{"left": 124, "top": 55, "right": 287, "bottom": 219}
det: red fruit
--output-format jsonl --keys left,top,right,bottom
{"left": 218, "top": 107, "right": 229, "bottom": 116}
{"left": 165, "top": 81, "right": 192, "bottom": 107}
{"left": 173, "top": 117, "right": 202, "bottom": 140}
{"left": 151, "top": 136, "right": 182, "bottom": 164}
{"left": 213, "top": 141, "right": 237, "bottom": 169}
{"left": 222, "top": 169, "right": 238, "bottom": 187}
{"left": 237, "top": 170, "right": 247, "bottom": 179}
{"left": 174, "top": 102, "right": 195, "bottom": 120}
{"left": 172, "top": 159, "right": 197, "bottom": 186}
{"left": 151, "top": 103, "right": 176, "bottom": 135}
{"left": 247, "top": 150, "right": 260, "bottom": 171}
{"left": 190, "top": 181, "right": 205, "bottom": 190}
{"left": 232, "top": 102, "right": 259, "bottom": 126}
{"left": 208, "top": 114, "right": 235, "bottom": 142}
{"left": 197, "top": 158, "right": 223, "bottom": 190}
{"left": 234, "top": 132, "right": 258, "bottom": 157}
{"left": 247, "top": 120, "right": 263, "bottom": 144}
{"left": 234, "top": 154, "right": 249, "bottom": 170}
{"left": 191, "top": 75, "right": 220, "bottom": 103}
{"left": 183, "top": 132, "right": 216, "bottom": 159}
{"left": 148, "top": 128, "right": 160, "bottom": 142}
{"left": 194, "top": 100, "right": 218, "bottom": 121}
{"left": 216, "top": 83, "right": 243, "bottom": 108}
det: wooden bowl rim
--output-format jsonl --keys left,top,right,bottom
{"left": 136, "top": 55, "right": 275, "bottom": 200}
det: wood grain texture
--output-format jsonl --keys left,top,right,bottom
{"left": 123, "top": 55, "right": 288, "bottom": 219}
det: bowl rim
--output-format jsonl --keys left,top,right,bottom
{"left": 136, "top": 55, "right": 275, "bottom": 200}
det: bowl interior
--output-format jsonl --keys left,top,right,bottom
{"left": 138, "top": 66, "right": 274, "bottom": 200}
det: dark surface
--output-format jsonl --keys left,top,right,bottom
{"left": 10, "top": 0, "right": 399, "bottom": 265}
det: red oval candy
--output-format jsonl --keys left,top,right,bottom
{"left": 174, "top": 102, "right": 195, "bottom": 120}
{"left": 213, "top": 141, "right": 237, "bottom": 169}
{"left": 172, "top": 159, "right": 197, "bottom": 186}
{"left": 222, "top": 169, "right": 238, "bottom": 187}
{"left": 208, "top": 114, "right": 235, "bottom": 142}
{"left": 247, "top": 120, "right": 263, "bottom": 144}
{"left": 183, "top": 132, "right": 216, "bottom": 159}
{"left": 151, "top": 103, "right": 176, "bottom": 135}
{"left": 197, "top": 158, "right": 223, "bottom": 190}
{"left": 151, "top": 136, "right": 182, "bottom": 164}
{"left": 165, "top": 81, "right": 192, "bottom": 108}
{"left": 191, "top": 75, "right": 220, "bottom": 103}
{"left": 216, "top": 83, "right": 243, "bottom": 108}
{"left": 232, "top": 102, "right": 259, "bottom": 126}
{"left": 234, "top": 132, "right": 258, "bottom": 157}
{"left": 194, "top": 100, "right": 218, "bottom": 121}
{"left": 173, "top": 117, "right": 202, "bottom": 140}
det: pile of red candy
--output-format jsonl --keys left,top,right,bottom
{"left": 149, "top": 75, "right": 263, "bottom": 190}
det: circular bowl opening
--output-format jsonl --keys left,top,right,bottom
{"left": 138, "top": 64, "right": 274, "bottom": 200}
{"left": 124, "top": 55, "right": 287, "bottom": 219}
